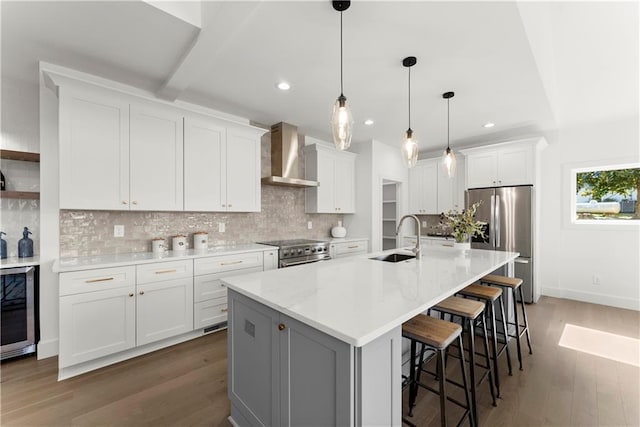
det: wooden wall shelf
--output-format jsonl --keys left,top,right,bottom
{"left": 0, "top": 191, "right": 40, "bottom": 200}
{"left": 0, "top": 150, "right": 40, "bottom": 162}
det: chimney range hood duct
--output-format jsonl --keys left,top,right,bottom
{"left": 261, "top": 122, "right": 320, "bottom": 188}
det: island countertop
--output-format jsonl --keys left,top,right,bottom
{"left": 222, "top": 246, "right": 519, "bottom": 347}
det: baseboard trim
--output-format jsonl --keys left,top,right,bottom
{"left": 540, "top": 287, "right": 640, "bottom": 311}
{"left": 37, "top": 339, "right": 59, "bottom": 359}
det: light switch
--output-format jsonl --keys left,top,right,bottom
{"left": 307, "top": 221, "right": 313, "bottom": 230}
{"left": 218, "top": 223, "right": 225, "bottom": 233}
{"left": 422, "top": 221, "right": 427, "bottom": 228}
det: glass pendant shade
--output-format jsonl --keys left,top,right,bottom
{"left": 402, "top": 129, "right": 419, "bottom": 168}
{"left": 442, "top": 146, "right": 457, "bottom": 178}
{"left": 332, "top": 95, "right": 353, "bottom": 150}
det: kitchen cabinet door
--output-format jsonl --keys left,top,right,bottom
{"left": 409, "top": 160, "right": 438, "bottom": 214}
{"left": 59, "top": 285, "right": 136, "bottom": 368}
{"left": 496, "top": 145, "right": 533, "bottom": 186}
{"left": 437, "top": 160, "right": 458, "bottom": 213}
{"left": 129, "top": 103, "right": 184, "bottom": 211}
{"left": 466, "top": 151, "right": 498, "bottom": 189}
{"left": 136, "top": 277, "right": 194, "bottom": 346}
{"left": 226, "top": 126, "right": 261, "bottom": 212}
{"left": 59, "top": 87, "right": 130, "bottom": 210}
{"left": 334, "top": 154, "right": 355, "bottom": 213}
{"left": 184, "top": 117, "right": 226, "bottom": 211}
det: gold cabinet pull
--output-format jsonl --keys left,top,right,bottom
{"left": 221, "top": 260, "right": 242, "bottom": 266}
{"left": 221, "top": 308, "right": 228, "bottom": 313}
{"left": 139, "top": 290, "right": 145, "bottom": 295}
{"left": 128, "top": 293, "right": 134, "bottom": 297}
{"left": 154, "top": 269, "right": 177, "bottom": 274}
{"left": 278, "top": 323, "right": 286, "bottom": 331}
{"left": 85, "top": 277, "right": 114, "bottom": 283}
{"left": 122, "top": 201, "right": 128, "bottom": 205}
{"left": 348, "top": 245, "right": 359, "bottom": 249}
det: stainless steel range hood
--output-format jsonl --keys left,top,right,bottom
{"left": 261, "top": 122, "right": 320, "bottom": 188}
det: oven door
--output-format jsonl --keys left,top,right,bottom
{"left": 279, "top": 254, "right": 331, "bottom": 268}
{"left": 1, "top": 266, "right": 36, "bottom": 359}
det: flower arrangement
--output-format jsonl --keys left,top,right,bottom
{"left": 444, "top": 202, "right": 486, "bottom": 243}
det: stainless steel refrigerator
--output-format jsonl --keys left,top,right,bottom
{"left": 466, "top": 185, "right": 534, "bottom": 303}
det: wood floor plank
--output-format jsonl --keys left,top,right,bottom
{"left": 1, "top": 297, "right": 638, "bottom": 426}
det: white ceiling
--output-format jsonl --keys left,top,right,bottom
{"left": 2, "top": 1, "right": 637, "bottom": 154}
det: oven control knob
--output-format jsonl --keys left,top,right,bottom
{"left": 297, "top": 249, "right": 303, "bottom": 255}
{"left": 311, "top": 248, "right": 316, "bottom": 253}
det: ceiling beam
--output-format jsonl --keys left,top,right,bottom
{"left": 155, "top": 1, "right": 262, "bottom": 101}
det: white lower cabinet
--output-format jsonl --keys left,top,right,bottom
{"left": 136, "top": 277, "right": 194, "bottom": 346}
{"left": 193, "top": 251, "right": 266, "bottom": 329}
{"left": 329, "top": 239, "right": 369, "bottom": 259}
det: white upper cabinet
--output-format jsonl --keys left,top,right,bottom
{"left": 184, "top": 118, "right": 226, "bottom": 211}
{"left": 129, "top": 102, "right": 184, "bottom": 211}
{"left": 465, "top": 143, "right": 534, "bottom": 188}
{"left": 225, "top": 125, "right": 261, "bottom": 212}
{"left": 408, "top": 157, "right": 464, "bottom": 215}
{"left": 304, "top": 143, "right": 356, "bottom": 214}
{"left": 59, "top": 87, "right": 130, "bottom": 210}
{"left": 184, "top": 118, "right": 261, "bottom": 212}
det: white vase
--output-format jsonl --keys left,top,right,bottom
{"left": 331, "top": 221, "right": 347, "bottom": 238}
{"left": 453, "top": 240, "right": 471, "bottom": 250}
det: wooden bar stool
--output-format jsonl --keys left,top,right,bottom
{"left": 402, "top": 314, "right": 474, "bottom": 427}
{"left": 432, "top": 297, "right": 497, "bottom": 425}
{"left": 480, "top": 274, "right": 533, "bottom": 370}
{"left": 457, "top": 283, "right": 512, "bottom": 398}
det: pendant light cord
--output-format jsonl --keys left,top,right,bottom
{"left": 408, "top": 66, "right": 411, "bottom": 129}
{"left": 340, "top": 11, "right": 344, "bottom": 96}
{"left": 447, "top": 97, "right": 450, "bottom": 149}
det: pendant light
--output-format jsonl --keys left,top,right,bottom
{"left": 331, "top": 1, "right": 353, "bottom": 151}
{"left": 441, "top": 91, "right": 456, "bottom": 178}
{"left": 401, "top": 56, "right": 419, "bottom": 168}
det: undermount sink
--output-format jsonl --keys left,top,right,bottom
{"left": 371, "top": 253, "right": 416, "bottom": 263}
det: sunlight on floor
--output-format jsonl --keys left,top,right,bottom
{"left": 558, "top": 323, "right": 640, "bottom": 367}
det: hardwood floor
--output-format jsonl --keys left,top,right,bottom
{"left": 1, "top": 296, "right": 638, "bottom": 426}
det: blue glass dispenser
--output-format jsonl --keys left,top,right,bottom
{"left": 1, "top": 231, "right": 7, "bottom": 259}
{"left": 18, "top": 227, "right": 33, "bottom": 258}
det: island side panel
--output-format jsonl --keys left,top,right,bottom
{"left": 355, "top": 326, "right": 402, "bottom": 427}
{"left": 280, "top": 313, "right": 353, "bottom": 426}
{"left": 228, "top": 289, "right": 281, "bottom": 426}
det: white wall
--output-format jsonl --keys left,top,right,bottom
{"left": 345, "top": 140, "right": 409, "bottom": 252}
{"left": 539, "top": 116, "right": 640, "bottom": 310}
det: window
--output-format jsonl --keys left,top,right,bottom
{"left": 574, "top": 165, "right": 639, "bottom": 221}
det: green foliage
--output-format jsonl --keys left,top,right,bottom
{"left": 577, "top": 167, "right": 640, "bottom": 218}
{"left": 444, "top": 202, "right": 486, "bottom": 243}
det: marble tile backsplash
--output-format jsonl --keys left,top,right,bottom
{"left": 59, "top": 185, "right": 343, "bottom": 258}
{"left": 1, "top": 199, "right": 40, "bottom": 257}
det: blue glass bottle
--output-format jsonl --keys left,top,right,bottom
{"left": 18, "top": 227, "right": 33, "bottom": 258}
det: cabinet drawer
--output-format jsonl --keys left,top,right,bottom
{"left": 60, "top": 266, "right": 135, "bottom": 296}
{"left": 194, "top": 297, "right": 228, "bottom": 329}
{"left": 194, "top": 266, "right": 262, "bottom": 303}
{"left": 334, "top": 240, "right": 368, "bottom": 257}
{"left": 136, "top": 259, "right": 193, "bottom": 284}
{"left": 194, "top": 252, "right": 264, "bottom": 275}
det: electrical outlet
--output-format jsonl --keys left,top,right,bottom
{"left": 592, "top": 275, "right": 601, "bottom": 286}
{"left": 114, "top": 225, "right": 125, "bottom": 237}
{"left": 422, "top": 221, "right": 427, "bottom": 228}
{"left": 307, "top": 221, "right": 313, "bottom": 230}
{"left": 218, "top": 223, "right": 225, "bottom": 233}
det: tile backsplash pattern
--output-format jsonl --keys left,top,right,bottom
{"left": 59, "top": 186, "right": 343, "bottom": 258}
{"left": 1, "top": 198, "right": 40, "bottom": 258}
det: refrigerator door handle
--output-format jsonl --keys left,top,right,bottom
{"left": 495, "top": 194, "right": 501, "bottom": 248}
{"left": 490, "top": 194, "right": 496, "bottom": 247}
{"left": 514, "top": 258, "right": 529, "bottom": 264}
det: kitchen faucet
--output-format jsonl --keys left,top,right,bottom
{"left": 396, "top": 215, "right": 421, "bottom": 259}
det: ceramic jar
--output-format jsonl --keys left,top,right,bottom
{"left": 193, "top": 232, "right": 208, "bottom": 250}
{"left": 151, "top": 238, "right": 166, "bottom": 255}
{"left": 172, "top": 235, "right": 187, "bottom": 252}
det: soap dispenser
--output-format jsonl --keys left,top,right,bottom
{"left": 18, "top": 227, "right": 33, "bottom": 258}
{"left": 1, "top": 231, "right": 7, "bottom": 259}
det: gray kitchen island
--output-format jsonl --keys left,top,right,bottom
{"left": 222, "top": 246, "right": 518, "bottom": 426}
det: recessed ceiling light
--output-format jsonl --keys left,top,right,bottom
{"left": 483, "top": 122, "right": 495, "bottom": 128}
{"left": 364, "top": 119, "right": 374, "bottom": 126}
{"left": 276, "top": 82, "right": 290, "bottom": 91}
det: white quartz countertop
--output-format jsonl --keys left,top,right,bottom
{"left": 223, "top": 246, "right": 518, "bottom": 347}
{"left": 328, "top": 237, "right": 369, "bottom": 243}
{"left": 1, "top": 256, "right": 40, "bottom": 269}
{"left": 54, "top": 244, "right": 277, "bottom": 273}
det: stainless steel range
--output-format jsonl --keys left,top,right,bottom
{"left": 258, "top": 239, "right": 330, "bottom": 268}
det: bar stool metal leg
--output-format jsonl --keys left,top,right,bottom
{"left": 497, "top": 294, "right": 513, "bottom": 376}
{"left": 437, "top": 348, "right": 447, "bottom": 427}
{"left": 456, "top": 334, "right": 474, "bottom": 427}
{"left": 510, "top": 286, "right": 523, "bottom": 370}
{"left": 487, "top": 299, "right": 501, "bottom": 398}
{"left": 479, "top": 314, "right": 497, "bottom": 407}
{"left": 519, "top": 286, "right": 533, "bottom": 354}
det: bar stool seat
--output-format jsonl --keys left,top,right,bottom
{"left": 433, "top": 297, "right": 497, "bottom": 425}
{"left": 458, "top": 283, "right": 513, "bottom": 398}
{"left": 480, "top": 274, "right": 533, "bottom": 371}
{"left": 402, "top": 314, "right": 473, "bottom": 427}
